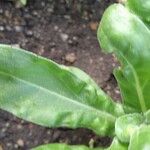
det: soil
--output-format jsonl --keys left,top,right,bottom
{"left": 0, "top": 0, "right": 121, "bottom": 149}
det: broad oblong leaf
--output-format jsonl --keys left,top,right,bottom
{"left": 98, "top": 3, "right": 150, "bottom": 113}
{"left": 32, "top": 143, "right": 102, "bottom": 150}
{"left": 115, "top": 113, "right": 144, "bottom": 143}
{"left": 0, "top": 45, "right": 124, "bottom": 136}
{"left": 129, "top": 125, "right": 150, "bottom": 150}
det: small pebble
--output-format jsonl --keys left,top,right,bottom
{"left": 5, "top": 122, "right": 10, "bottom": 128}
{"left": 17, "top": 139, "right": 24, "bottom": 147}
{"left": 11, "top": 44, "right": 20, "bottom": 48}
{"left": 89, "top": 22, "right": 98, "bottom": 31}
{"left": 0, "top": 9, "right": 3, "bottom": 14}
{"left": 47, "top": 130, "right": 51, "bottom": 135}
{"left": 17, "top": 124, "right": 23, "bottom": 130}
{"left": 65, "top": 53, "right": 76, "bottom": 63}
{"left": 0, "top": 26, "right": 4, "bottom": 31}
{"left": 64, "top": 15, "right": 71, "bottom": 19}
{"left": 60, "top": 33, "right": 69, "bottom": 42}
{"left": 6, "top": 143, "right": 12, "bottom": 147}
{"left": 47, "top": 8, "right": 53, "bottom": 13}
{"left": 50, "top": 42, "right": 56, "bottom": 48}
{"left": 115, "top": 89, "right": 120, "bottom": 94}
{"left": 1, "top": 128, "right": 6, "bottom": 133}
{"left": 5, "top": 26, "right": 12, "bottom": 31}
{"left": 4, "top": 10, "right": 10, "bottom": 17}
{"left": 32, "top": 11, "right": 38, "bottom": 16}
{"left": 44, "top": 140, "right": 49, "bottom": 144}
{"left": 25, "top": 30, "right": 33, "bottom": 37}
{"left": 73, "top": 36, "right": 78, "bottom": 41}
{"left": 14, "top": 26, "right": 23, "bottom": 32}
{"left": 41, "top": 2, "right": 45, "bottom": 7}
{"left": 14, "top": 144, "right": 18, "bottom": 149}
{"left": 54, "top": 26, "right": 59, "bottom": 31}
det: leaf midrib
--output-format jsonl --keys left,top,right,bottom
{"left": 119, "top": 52, "right": 147, "bottom": 113}
{"left": 0, "top": 70, "right": 116, "bottom": 122}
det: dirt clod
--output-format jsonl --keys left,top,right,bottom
{"left": 65, "top": 53, "right": 77, "bottom": 63}
{"left": 17, "top": 139, "right": 24, "bottom": 147}
{"left": 89, "top": 22, "right": 98, "bottom": 31}
{"left": 60, "top": 33, "right": 69, "bottom": 42}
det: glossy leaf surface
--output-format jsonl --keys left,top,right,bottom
{"left": 115, "top": 113, "right": 143, "bottom": 143}
{"left": 0, "top": 45, "right": 124, "bottom": 136}
{"left": 129, "top": 125, "right": 150, "bottom": 150}
{"left": 98, "top": 2, "right": 150, "bottom": 113}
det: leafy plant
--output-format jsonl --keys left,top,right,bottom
{"left": 0, "top": 0, "right": 150, "bottom": 149}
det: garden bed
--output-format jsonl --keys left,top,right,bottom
{"left": 0, "top": 0, "right": 120, "bottom": 149}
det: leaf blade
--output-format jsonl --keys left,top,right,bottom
{"left": 0, "top": 45, "right": 124, "bottom": 136}
{"left": 98, "top": 4, "right": 150, "bottom": 113}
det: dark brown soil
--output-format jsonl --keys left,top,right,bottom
{"left": 0, "top": 0, "right": 121, "bottom": 149}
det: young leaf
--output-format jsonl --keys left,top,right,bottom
{"left": 98, "top": 3, "right": 150, "bottom": 113}
{"left": 115, "top": 113, "right": 144, "bottom": 143}
{"left": 0, "top": 44, "right": 124, "bottom": 136}
{"left": 32, "top": 143, "right": 102, "bottom": 150}
{"left": 129, "top": 125, "right": 150, "bottom": 150}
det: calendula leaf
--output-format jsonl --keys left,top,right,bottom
{"left": 98, "top": 3, "right": 150, "bottom": 113}
{"left": 0, "top": 44, "right": 124, "bottom": 136}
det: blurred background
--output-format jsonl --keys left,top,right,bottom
{"left": 0, "top": 0, "right": 120, "bottom": 149}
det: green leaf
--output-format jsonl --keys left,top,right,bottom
{"left": 129, "top": 125, "right": 150, "bottom": 150}
{"left": 106, "top": 138, "right": 128, "bottom": 150}
{"left": 32, "top": 143, "right": 102, "bottom": 150}
{"left": 115, "top": 113, "right": 144, "bottom": 143}
{"left": 126, "top": 0, "right": 150, "bottom": 23}
{"left": 0, "top": 44, "right": 124, "bottom": 136}
{"left": 97, "top": 3, "right": 150, "bottom": 113}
